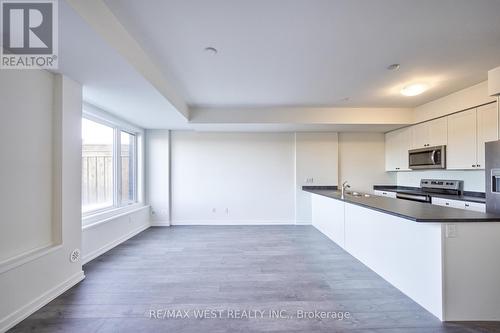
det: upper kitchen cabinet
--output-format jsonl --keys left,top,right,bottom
{"left": 476, "top": 102, "right": 498, "bottom": 168}
{"left": 447, "top": 109, "right": 477, "bottom": 169}
{"left": 411, "top": 117, "right": 447, "bottom": 149}
{"left": 385, "top": 127, "right": 411, "bottom": 171}
{"left": 447, "top": 102, "right": 498, "bottom": 170}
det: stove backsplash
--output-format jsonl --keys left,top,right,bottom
{"left": 396, "top": 170, "right": 485, "bottom": 193}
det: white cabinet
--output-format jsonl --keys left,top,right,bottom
{"left": 411, "top": 117, "right": 447, "bottom": 149}
{"left": 431, "top": 197, "right": 486, "bottom": 213}
{"left": 374, "top": 190, "right": 397, "bottom": 198}
{"left": 477, "top": 103, "right": 499, "bottom": 169}
{"left": 463, "top": 201, "right": 487, "bottom": 213}
{"left": 447, "top": 103, "right": 498, "bottom": 170}
{"left": 385, "top": 127, "right": 411, "bottom": 171}
{"left": 311, "top": 194, "right": 345, "bottom": 248}
{"left": 447, "top": 109, "right": 477, "bottom": 170}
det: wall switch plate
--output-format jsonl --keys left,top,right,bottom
{"left": 445, "top": 224, "right": 458, "bottom": 238}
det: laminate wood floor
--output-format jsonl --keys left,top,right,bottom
{"left": 9, "top": 226, "right": 500, "bottom": 333}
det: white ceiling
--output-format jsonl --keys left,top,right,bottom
{"left": 104, "top": 0, "right": 500, "bottom": 108}
{"left": 56, "top": 0, "right": 189, "bottom": 129}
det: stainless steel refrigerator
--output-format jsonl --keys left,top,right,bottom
{"left": 485, "top": 140, "right": 500, "bottom": 214}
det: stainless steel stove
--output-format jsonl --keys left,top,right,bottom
{"left": 395, "top": 179, "right": 463, "bottom": 203}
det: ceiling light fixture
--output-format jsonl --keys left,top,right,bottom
{"left": 387, "top": 64, "right": 400, "bottom": 71}
{"left": 204, "top": 46, "right": 218, "bottom": 55}
{"left": 401, "top": 83, "right": 428, "bottom": 96}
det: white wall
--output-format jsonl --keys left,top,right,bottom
{"left": 295, "top": 132, "right": 338, "bottom": 224}
{"left": 170, "top": 131, "right": 296, "bottom": 224}
{"left": 414, "top": 81, "right": 495, "bottom": 123}
{"left": 0, "top": 72, "right": 84, "bottom": 332}
{"left": 146, "top": 130, "right": 171, "bottom": 225}
{"left": 82, "top": 206, "right": 150, "bottom": 264}
{"left": 157, "top": 131, "right": 389, "bottom": 225}
{"left": 339, "top": 133, "right": 396, "bottom": 193}
{"left": 0, "top": 71, "right": 54, "bottom": 262}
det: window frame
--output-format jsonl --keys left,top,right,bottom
{"left": 82, "top": 109, "right": 141, "bottom": 218}
{"left": 119, "top": 129, "right": 138, "bottom": 207}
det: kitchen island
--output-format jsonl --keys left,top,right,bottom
{"left": 303, "top": 186, "right": 500, "bottom": 322}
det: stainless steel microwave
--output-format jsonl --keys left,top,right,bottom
{"left": 408, "top": 145, "right": 446, "bottom": 170}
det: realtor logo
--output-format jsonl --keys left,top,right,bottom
{"left": 1, "top": 0, "right": 58, "bottom": 69}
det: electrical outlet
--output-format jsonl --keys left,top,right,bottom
{"left": 445, "top": 224, "right": 457, "bottom": 238}
{"left": 225, "top": 208, "right": 229, "bottom": 214}
{"left": 305, "top": 177, "right": 314, "bottom": 184}
{"left": 212, "top": 208, "right": 216, "bottom": 213}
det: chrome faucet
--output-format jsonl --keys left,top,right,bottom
{"left": 341, "top": 181, "right": 351, "bottom": 199}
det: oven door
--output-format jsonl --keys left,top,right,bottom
{"left": 396, "top": 192, "right": 431, "bottom": 203}
{"left": 409, "top": 146, "right": 446, "bottom": 170}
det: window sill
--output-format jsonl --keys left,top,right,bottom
{"left": 82, "top": 204, "right": 149, "bottom": 230}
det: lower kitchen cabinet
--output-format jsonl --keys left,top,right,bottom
{"left": 311, "top": 193, "right": 345, "bottom": 248}
{"left": 431, "top": 197, "right": 486, "bottom": 213}
{"left": 310, "top": 193, "right": 500, "bottom": 321}
{"left": 373, "top": 190, "right": 397, "bottom": 198}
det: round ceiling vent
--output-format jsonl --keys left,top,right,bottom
{"left": 204, "top": 46, "right": 218, "bottom": 55}
{"left": 387, "top": 63, "right": 400, "bottom": 71}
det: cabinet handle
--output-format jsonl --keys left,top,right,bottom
{"left": 445, "top": 203, "right": 449, "bottom": 206}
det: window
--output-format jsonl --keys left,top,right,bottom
{"left": 82, "top": 118, "right": 114, "bottom": 213}
{"left": 120, "top": 131, "right": 136, "bottom": 204}
{"left": 82, "top": 116, "right": 138, "bottom": 215}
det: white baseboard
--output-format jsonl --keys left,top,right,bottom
{"left": 150, "top": 221, "right": 171, "bottom": 227}
{"left": 0, "top": 270, "right": 85, "bottom": 333}
{"left": 171, "top": 219, "right": 295, "bottom": 226}
{"left": 82, "top": 224, "right": 149, "bottom": 264}
{"left": 295, "top": 219, "right": 312, "bottom": 225}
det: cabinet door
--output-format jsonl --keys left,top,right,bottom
{"left": 385, "top": 130, "right": 399, "bottom": 171}
{"left": 464, "top": 201, "right": 486, "bottom": 213}
{"left": 397, "top": 127, "right": 411, "bottom": 170}
{"left": 374, "top": 190, "right": 397, "bottom": 198}
{"left": 411, "top": 122, "right": 429, "bottom": 149}
{"left": 432, "top": 197, "right": 464, "bottom": 209}
{"left": 385, "top": 127, "right": 411, "bottom": 171}
{"left": 447, "top": 109, "right": 477, "bottom": 170}
{"left": 411, "top": 118, "right": 447, "bottom": 148}
{"left": 476, "top": 103, "right": 498, "bottom": 169}
{"left": 428, "top": 117, "right": 448, "bottom": 147}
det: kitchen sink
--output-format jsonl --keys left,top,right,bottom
{"left": 347, "top": 191, "right": 370, "bottom": 198}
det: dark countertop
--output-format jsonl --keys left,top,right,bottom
{"left": 303, "top": 187, "right": 500, "bottom": 223}
{"left": 373, "top": 185, "right": 486, "bottom": 203}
